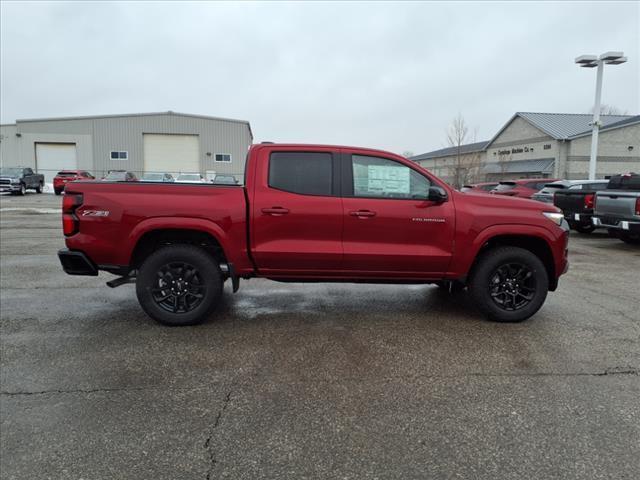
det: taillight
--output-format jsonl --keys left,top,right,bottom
{"left": 636, "top": 197, "right": 640, "bottom": 216}
{"left": 62, "top": 193, "right": 83, "bottom": 236}
{"left": 584, "top": 193, "right": 594, "bottom": 209}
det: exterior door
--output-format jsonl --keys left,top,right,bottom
{"left": 35, "top": 143, "right": 77, "bottom": 184}
{"left": 341, "top": 153, "right": 455, "bottom": 277}
{"left": 250, "top": 148, "right": 343, "bottom": 274}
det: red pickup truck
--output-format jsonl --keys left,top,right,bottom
{"left": 58, "top": 144, "right": 569, "bottom": 326}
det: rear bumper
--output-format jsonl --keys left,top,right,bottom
{"left": 58, "top": 249, "right": 98, "bottom": 276}
{"left": 592, "top": 217, "right": 640, "bottom": 233}
{"left": 565, "top": 212, "right": 593, "bottom": 225}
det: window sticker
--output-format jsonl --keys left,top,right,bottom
{"left": 365, "top": 165, "right": 410, "bottom": 195}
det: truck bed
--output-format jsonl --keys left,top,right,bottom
{"left": 63, "top": 181, "right": 252, "bottom": 273}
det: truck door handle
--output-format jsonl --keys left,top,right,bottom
{"left": 349, "top": 210, "right": 376, "bottom": 218}
{"left": 261, "top": 207, "right": 289, "bottom": 215}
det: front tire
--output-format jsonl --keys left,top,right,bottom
{"left": 35, "top": 182, "right": 43, "bottom": 193}
{"left": 469, "top": 246, "right": 548, "bottom": 322}
{"left": 18, "top": 184, "right": 26, "bottom": 196}
{"left": 574, "top": 224, "right": 595, "bottom": 234}
{"left": 136, "top": 245, "right": 223, "bottom": 326}
{"left": 619, "top": 231, "right": 640, "bottom": 245}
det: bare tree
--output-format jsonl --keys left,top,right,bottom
{"left": 446, "top": 113, "right": 469, "bottom": 189}
{"left": 497, "top": 151, "right": 512, "bottom": 180}
{"left": 589, "top": 104, "right": 628, "bottom": 115}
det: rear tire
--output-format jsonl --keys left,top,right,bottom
{"left": 35, "top": 182, "right": 43, "bottom": 193}
{"left": 468, "top": 246, "right": 548, "bottom": 322}
{"left": 54, "top": 189, "right": 62, "bottom": 195}
{"left": 619, "top": 231, "right": 640, "bottom": 245}
{"left": 136, "top": 245, "right": 223, "bottom": 326}
{"left": 574, "top": 224, "right": 595, "bottom": 234}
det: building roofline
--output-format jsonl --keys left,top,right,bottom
{"left": 0, "top": 123, "right": 17, "bottom": 127}
{"left": 409, "top": 140, "right": 488, "bottom": 162}
{"left": 15, "top": 110, "right": 252, "bottom": 131}
{"left": 485, "top": 112, "right": 636, "bottom": 148}
{"left": 568, "top": 115, "right": 640, "bottom": 139}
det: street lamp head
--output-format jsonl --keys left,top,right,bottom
{"left": 605, "top": 56, "right": 627, "bottom": 65}
{"left": 599, "top": 51, "right": 625, "bottom": 61}
{"left": 575, "top": 54, "right": 598, "bottom": 64}
{"left": 581, "top": 62, "right": 598, "bottom": 68}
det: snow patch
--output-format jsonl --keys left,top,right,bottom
{"left": 0, "top": 207, "right": 61, "bottom": 214}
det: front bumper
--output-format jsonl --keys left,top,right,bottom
{"left": 592, "top": 216, "right": 640, "bottom": 233}
{"left": 58, "top": 249, "right": 98, "bottom": 276}
{"left": 0, "top": 183, "right": 22, "bottom": 192}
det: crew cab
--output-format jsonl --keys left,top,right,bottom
{"left": 552, "top": 180, "right": 609, "bottom": 233}
{"left": 0, "top": 167, "right": 45, "bottom": 195}
{"left": 58, "top": 144, "right": 569, "bottom": 326}
{"left": 592, "top": 173, "right": 640, "bottom": 244}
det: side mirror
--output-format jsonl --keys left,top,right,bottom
{"left": 428, "top": 186, "right": 448, "bottom": 203}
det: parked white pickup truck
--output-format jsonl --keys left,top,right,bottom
{"left": 593, "top": 173, "right": 640, "bottom": 244}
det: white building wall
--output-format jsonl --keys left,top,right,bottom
{"left": 0, "top": 125, "right": 19, "bottom": 167}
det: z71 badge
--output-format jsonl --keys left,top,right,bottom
{"left": 82, "top": 210, "right": 110, "bottom": 217}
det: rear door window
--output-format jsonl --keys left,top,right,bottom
{"left": 495, "top": 183, "right": 516, "bottom": 192}
{"left": 269, "top": 152, "right": 333, "bottom": 196}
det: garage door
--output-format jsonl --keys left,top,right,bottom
{"left": 143, "top": 134, "right": 200, "bottom": 175}
{"left": 35, "top": 143, "right": 77, "bottom": 184}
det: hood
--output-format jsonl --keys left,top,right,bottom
{"left": 457, "top": 190, "right": 560, "bottom": 213}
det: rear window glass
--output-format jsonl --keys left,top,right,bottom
{"left": 269, "top": 152, "right": 333, "bottom": 196}
{"left": 607, "top": 174, "right": 640, "bottom": 190}
{"left": 57, "top": 171, "right": 76, "bottom": 176}
{"left": 495, "top": 183, "right": 515, "bottom": 191}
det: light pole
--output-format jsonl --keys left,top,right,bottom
{"left": 575, "top": 51, "right": 627, "bottom": 180}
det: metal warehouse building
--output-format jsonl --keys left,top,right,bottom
{"left": 411, "top": 112, "right": 640, "bottom": 185}
{"left": 0, "top": 111, "right": 253, "bottom": 183}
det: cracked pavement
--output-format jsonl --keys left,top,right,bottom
{"left": 1, "top": 193, "right": 639, "bottom": 479}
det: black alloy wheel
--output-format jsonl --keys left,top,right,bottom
{"left": 469, "top": 246, "right": 548, "bottom": 322}
{"left": 152, "top": 261, "right": 206, "bottom": 314}
{"left": 136, "top": 245, "right": 223, "bottom": 326}
{"left": 488, "top": 263, "right": 536, "bottom": 311}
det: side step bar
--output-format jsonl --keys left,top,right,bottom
{"left": 106, "top": 263, "right": 240, "bottom": 292}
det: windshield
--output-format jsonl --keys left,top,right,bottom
{"left": 494, "top": 183, "right": 516, "bottom": 191}
{"left": 0, "top": 168, "right": 23, "bottom": 176}
{"left": 177, "top": 174, "right": 201, "bottom": 181}
{"left": 142, "top": 173, "right": 164, "bottom": 181}
{"left": 104, "top": 171, "right": 127, "bottom": 181}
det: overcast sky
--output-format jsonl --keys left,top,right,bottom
{"left": 1, "top": 1, "right": 638, "bottom": 155}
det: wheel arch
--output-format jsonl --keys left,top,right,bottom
{"left": 128, "top": 218, "right": 231, "bottom": 270}
{"left": 469, "top": 233, "right": 557, "bottom": 291}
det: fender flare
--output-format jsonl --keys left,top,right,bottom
{"left": 450, "top": 223, "right": 559, "bottom": 278}
{"left": 126, "top": 216, "right": 232, "bottom": 265}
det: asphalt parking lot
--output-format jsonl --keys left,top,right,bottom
{"left": 1, "top": 192, "right": 639, "bottom": 480}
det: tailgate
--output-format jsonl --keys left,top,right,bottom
{"left": 553, "top": 191, "right": 586, "bottom": 212}
{"left": 595, "top": 191, "right": 639, "bottom": 218}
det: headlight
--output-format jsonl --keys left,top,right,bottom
{"left": 542, "top": 211, "right": 564, "bottom": 226}
{"left": 10, "top": 178, "right": 20, "bottom": 184}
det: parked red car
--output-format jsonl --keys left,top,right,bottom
{"left": 58, "top": 143, "right": 569, "bottom": 326}
{"left": 460, "top": 182, "right": 498, "bottom": 193}
{"left": 53, "top": 170, "right": 95, "bottom": 195}
{"left": 491, "top": 179, "right": 559, "bottom": 199}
